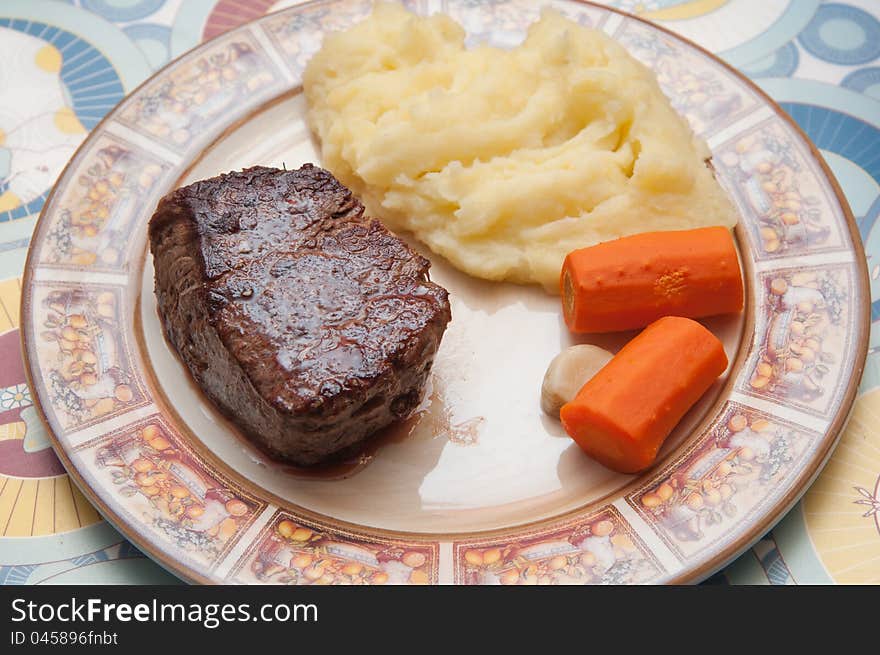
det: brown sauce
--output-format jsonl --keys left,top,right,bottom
{"left": 192, "top": 376, "right": 443, "bottom": 481}
{"left": 181, "top": 369, "right": 484, "bottom": 481}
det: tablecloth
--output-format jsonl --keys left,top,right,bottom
{"left": 0, "top": 0, "right": 878, "bottom": 585}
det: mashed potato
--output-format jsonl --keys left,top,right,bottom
{"left": 304, "top": 3, "right": 738, "bottom": 292}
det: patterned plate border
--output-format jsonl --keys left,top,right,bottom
{"left": 19, "top": 0, "right": 871, "bottom": 585}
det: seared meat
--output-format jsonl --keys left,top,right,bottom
{"left": 148, "top": 164, "right": 451, "bottom": 465}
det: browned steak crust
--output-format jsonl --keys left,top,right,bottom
{"left": 148, "top": 165, "right": 451, "bottom": 465}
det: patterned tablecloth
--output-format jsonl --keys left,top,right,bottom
{"left": 0, "top": 0, "right": 878, "bottom": 585}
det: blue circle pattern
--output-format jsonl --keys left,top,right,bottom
{"left": 841, "top": 67, "right": 880, "bottom": 93}
{"left": 122, "top": 22, "right": 170, "bottom": 68}
{"left": 741, "top": 42, "right": 800, "bottom": 78}
{"left": 797, "top": 3, "right": 880, "bottom": 66}
{"left": 0, "top": 18, "right": 124, "bottom": 224}
{"left": 122, "top": 22, "right": 170, "bottom": 45}
{"left": 80, "top": 0, "right": 164, "bottom": 23}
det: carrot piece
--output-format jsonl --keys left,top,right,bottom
{"left": 559, "top": 316, "right": 728, "bottom": 473}
{"left": 560, "top": 226, "right": 743, "bottom": 333}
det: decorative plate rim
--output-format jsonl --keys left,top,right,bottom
{"left": 18, "top": 0, "right": 871, "bottom": 585}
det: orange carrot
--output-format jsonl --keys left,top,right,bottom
{"left": 560, "top": 227, "right": 743, "bottom": 333}
{"left": 560, "top": 316, "right": 728, "bottom": 473}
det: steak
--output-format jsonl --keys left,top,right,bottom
{"left": 148, "top": 165, "right": 451, "bottom": 466}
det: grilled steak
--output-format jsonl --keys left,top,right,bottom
{"left": 148, "top": 165, "right": 451, "bottom": 466}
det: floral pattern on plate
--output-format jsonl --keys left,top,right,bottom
{"left": 30, "top": 283, "right": 146, "bottom": 434}
{"left": 612, "top": 18, "right": 760, "bottom": 138}
{"left": 230, "top": 512, "right": 437, "bottom": 585}
{"left": 38, "top": 134, "right": 170, "bottom": 272}
{"left": 741, "top": 264, "right": 854, "bottom": 418}
{"left": 715, "top": 117, "right": 847, "bottom": 260}
{"left": 453, "top": 507, "right": 662, "bottom": 584}
{"left": 630, "top": 403, "right": 816, "bottom": 560}
{"left": 74, "top": 416, "right": 263, "bottom": 569}
{"left": 440, "top": 0, "right": 606, "bottom": 47}
{"left": 259, "top": 0, "right": 376, "bottom": 76}
{"left": 116, "top": 32, "right": 284, "bottom": 152}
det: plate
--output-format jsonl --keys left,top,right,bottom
{"left": 20, "top": 0, "right": 870, "bottom": 585}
